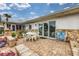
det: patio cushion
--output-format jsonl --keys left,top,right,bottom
{"left": 0, "top": 51, "right": 16, "bottom": 56}
{"left": 0, "top": 48, "right": 17, "bottom": 56}
{"left": 0, "top": 41, "right": 6, "bottom": 48}
{"left": 56, "top": 31, "right": 66, "bottom": 41}
{"left": 0, "top": 38, "right": 7, "bottom": 48}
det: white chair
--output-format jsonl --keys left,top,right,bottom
{"left": 31, "top": 35, "right": 37, "bottom": 41}
{"left": 26, "top": 34, "right": 32, "bottom": 41}
{"left": 25, "top": 32, "right": 39, "bottom": 41}
{"left": 22, "top": 33, "right": 26, "bottom": 38}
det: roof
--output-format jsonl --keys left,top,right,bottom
{"left": 0, "top": 21, "right": 23, "bottom": 24}
{"left": 23, "top": 6, "right": 79, "bottom": 24}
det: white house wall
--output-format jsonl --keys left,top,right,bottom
{"left": 55, "top": 14, "right": 79, "bottom": 29}
{"left": 25, "top": 23, "right": 38, "bottom": 30}
{"left": 25, "top": 14, "right": 79, "bottom": 30}
{"left": 30, "top": 23, "right": 38, "bottom": 29}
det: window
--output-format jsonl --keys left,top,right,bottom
{"left": 7, "top": 24, "right": 11, "bottom": 29}
{"left": 12, "top": 25, "right": 15, "bottom": 31}
{"left": 16, "top": 25, "right": 19, "bottom": 30}
{"left": 18, "top": 25, "right": 21, "bottom": 30}
{"left": 29, "top": 25, "right": 32, "bottom": 30}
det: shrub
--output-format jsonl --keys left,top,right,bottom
{"left": 0, "top": 30, "right": 4, "bottom": 35}
{"left": 74, "top": 44, "right": 76, "bottom": 47}
{"left": 18, "top": 31, "right": 26, "bottom": 38}
{"left": 12, "top": 32, "right": 16, "bottom": 37}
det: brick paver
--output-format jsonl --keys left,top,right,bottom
{"left": 25, "top": 39, "right": 72, "bottom": 56}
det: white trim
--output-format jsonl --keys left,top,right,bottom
{"left": 47, "top": 22, "right": 49, "bottom": 37}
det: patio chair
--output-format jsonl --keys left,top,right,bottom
{"left": 31, "top": 35, "right": 38, "bottom": 41}
{"left": 31, "top": 32, "right": 39, "bottom": 39}
{"left": 55, "top": 31, "right": 67, "bottom": 41}
{"left": 26, "top": 34, "right": 32, "bottom": 41}
{"left": 22, "top": 33, "right": 26, "bottom": 38}
{"left": 25, "top": 32, "right": 39, "bottom": 41}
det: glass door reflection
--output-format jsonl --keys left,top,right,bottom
{"left": 44, "top": 23, "right": 48, "bottom": 36}
{"left": 49, "top": 21, "right": 56, "bottom": 38}
{"left": 39, "top": 24, "right": 43, "bottom": 35}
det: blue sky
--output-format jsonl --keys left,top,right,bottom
{"left": 0, "top": 3, "right": 79, "bottom": 22}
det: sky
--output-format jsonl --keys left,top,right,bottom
{"left": 0, "top": 3, "right": 79, "bottom": 22}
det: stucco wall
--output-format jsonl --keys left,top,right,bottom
{"left": 25, "top": 23, "right": 38, "bottom": 30}
{"left": 31, "top": 23, "right": 38, "bottom": 29}
{"left": 55, "top": 14, "right": 79, "bottom": 29}
{"left": 25, "top": 14, "right": 79, "bottom": 30}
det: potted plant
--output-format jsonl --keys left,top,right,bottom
{"left": 0, "top": 30, "right": 4, "bottom": 35}
{"left": 74, "top": 44, "right": 77, "bottom": 47}
{"left": 12, "top": 32, "right": 16, "bottom": 38}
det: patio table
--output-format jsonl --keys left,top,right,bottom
{"left": 26, "top": 32, "right": 37, "bottom": 35}
{"left": 26, "top": 32, "right": 39, "bottom": 41}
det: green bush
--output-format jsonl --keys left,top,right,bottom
{"left": 74, "top": 44, "right": 76, "bottom": 47}
{"left": 12, "top": 32, "right": 16, "bottom": 37}
{"left": 0, "top": 30, "right": 4, "bottom": 35}
{"left": 18, "top": 31, "right": 25, "bottom": 38}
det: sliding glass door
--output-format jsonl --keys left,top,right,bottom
{"left": 49, "top": 21, "right": 56, "bottom": 38}
{"left": 39, "top": 24, "right": 43, "bottom": 35}
{"left": 44, "top": 23, "right": 48, "bottom": 36}
{"left": 39, "top": 21, "right": 56, "bottom": 38}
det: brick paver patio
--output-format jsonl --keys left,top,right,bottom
{"left": 24, "top": 39, "right": 72, "bottom": 56}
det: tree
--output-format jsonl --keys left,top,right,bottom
{"left": 4, "top": 14, "right": 11, "bottom": 22}
{"left": 3, "top": 14, "right": 11, "bottom": 30}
